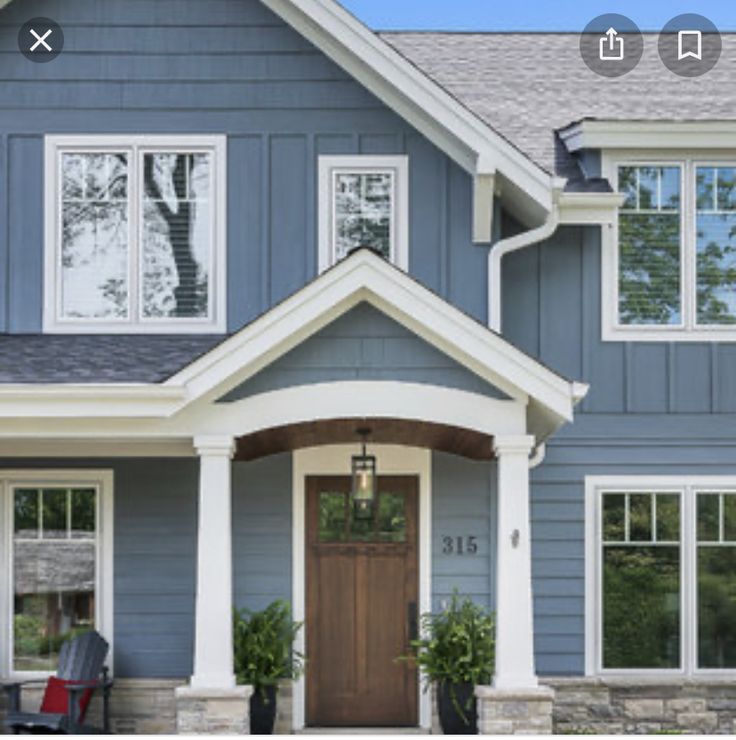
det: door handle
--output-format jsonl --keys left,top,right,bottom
{"left": 408, "top": 601, "right": 418, "bottom": 643}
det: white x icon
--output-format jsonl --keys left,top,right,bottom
{"left": 29, "top": 28, "right": 52, "bottom": 52}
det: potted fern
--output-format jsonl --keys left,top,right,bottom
{"left": 233, "top": 600, "right": 304, "bottom": 735}
{"left": 404, "top": 592, "right": 494, "bottom": 734}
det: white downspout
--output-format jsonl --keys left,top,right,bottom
{"left": 488, "top": 198, "right": 561, "bottom": 333}
{"left": 529, "top": 442, "right": 546, "bottom": 469}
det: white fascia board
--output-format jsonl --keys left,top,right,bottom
{"left": 560, "top": 120, "right": 736, "bottom": 152}
{"left": 168, "top": 250, "right": 577, "bottom": 423}
{"left": 0, "top": 385, "right": 185, "bottom": 418}
{"left": 558, "top": 192, "right": 626, "bottom": 225}
{"left": 259, "top": 0, "right": 554, "bottom": 213}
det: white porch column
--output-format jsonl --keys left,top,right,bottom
{"left": 191, "top": 435, "right": 237, "bottom": 690}
{"left": 493, "top": 434, "right": 537, "bottom": 690}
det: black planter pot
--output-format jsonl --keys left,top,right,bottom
{"left": 250, "top": 685, "right": 278, "bottom": 735}
{"left": 438, "top": 681, "right": 478, "bottom": 735}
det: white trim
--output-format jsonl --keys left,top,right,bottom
{"left": 601, "top": 151, "right": 736, "bottom": 342}
{"left": 167, "top": 250, "right": 577, "bottom": 425}
{"left": 0, "top": 439, "right": 195, "bottom": 458}
{"left": 0, "top": 469, "right": 114, "bottom": 680}
{"left": 292, "top": 445, "right": 432, "bottom": 731}
{"left": 585, "top": 475, "right": 736, "bottom": 678}
{"left": 318, "top": 155, "right": 409, "bottom": 274}
{"left": 43, "top": 134, "right": 227, "bottom": 335}
{"left": 561, "top": 120, "right": 736, "bottom": 153}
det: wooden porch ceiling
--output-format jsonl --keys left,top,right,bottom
{"left": 235, "top": 418, "right": 494, "bottom": 462}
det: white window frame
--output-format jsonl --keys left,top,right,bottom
{"left": 602, "top": 150, "right": 736, "bottom": 342}
{"left": 44, "top": 135, "right": 227, "bottom": 334}
{"left": 585, "top": 475, "right": 736, "bottom": 677}
{"left": 318, "top": 155, "right": 409, "bottom": 274}
{"left": 0, "top": 470, "right": 114, "bottom": 680}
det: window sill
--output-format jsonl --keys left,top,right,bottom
{"left": 43, "top": 321, "right": 227, "bottom": 335}
{"left": 602, "top": 326, "right": 736, "bottom": 343}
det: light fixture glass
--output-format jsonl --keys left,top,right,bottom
{"left": 351, "top": 428, "right": 376, "bottom": 519}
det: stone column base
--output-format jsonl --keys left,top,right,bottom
{"left": 175, "top": 686, "right": 253, "bottom": 735}
{"left": 475, "top": 685, "right": 555, "bottom": 735}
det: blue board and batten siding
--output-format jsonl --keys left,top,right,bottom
{"left": 0, "top": 0, "right": 488, "bottom": 334}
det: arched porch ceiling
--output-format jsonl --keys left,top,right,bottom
{"left": 235, "top": 417, "right": 494, "bottom": 462}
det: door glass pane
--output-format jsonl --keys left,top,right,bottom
{"left": 60, "top": 152, "right": 129, "bottom": 320}
{"left": 725, "top": 495, "right": 736, "bottom": 542}
{"left": 319, "top": 492, "right": 347, "bottom": 543}
{"left": 142, "top": 152, "right": 211, "bottom": 319}
{"left": 13, "top": 488, "right": 96, "bottom": 673}
{"left": 334, "top": 172, "right": 393, "bottom": 261}
{"left": 318, "top": 488, "right": 408, "bottom": 543}
{"left": 618, "top": 165, "right": 682, "bottom": 326}
{"left": 696, "top": 166, "right": 736, "bottom": 325}
{"left": 375, "top": 493, "right": 407, "bottom": 543}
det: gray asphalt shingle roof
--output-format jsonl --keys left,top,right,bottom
{"left": 381, "top": 32, "right": 736, "bottom": 176}
{"left": 0, "top": 335, "right": 225, "bottom": 384}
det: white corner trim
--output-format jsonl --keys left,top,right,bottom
{"left": 0, "top": 469, "right": 114, "bottom": 679}
{"left": 317, "top": 155, "right": 409, "bottom": 274}
{"left": 259, "top": 0, "right": 554, "bottom": 212}
{"left": 292, "top": 445, "right": 432, "bottom": 731}
{"left": 561, "top": 120, "right": 736, "bottom": 152}
{"left": 473, "top": 173, "right": 495, "bottom": 244}
{"left": 43, "top": 134, "right": 227, "bottom": 335}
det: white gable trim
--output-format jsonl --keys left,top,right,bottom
{"left": 167, "top": 249, "right": 579, "bottom": 423}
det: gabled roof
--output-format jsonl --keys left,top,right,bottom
{"left": 383, "top": 32, "right": 736, "bottom": 178}
{"left": 166, "top": 249, "right": 586, "bottom": 436}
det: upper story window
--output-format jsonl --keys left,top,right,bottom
{"left": 603, "top": 157, "right": 736, "bottom": 341}
{"left": 44, "top": 136, "right": 226, "bottom": 334}
{"left": 318, "top": 155, "right": 409, "bottom": 273}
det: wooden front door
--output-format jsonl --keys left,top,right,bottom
{"left": 306, "top": 476, "right": 419, "bottom": 727}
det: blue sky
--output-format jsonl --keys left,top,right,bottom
{"left": 340, "top": 1, "right": 735, "bottom": 32}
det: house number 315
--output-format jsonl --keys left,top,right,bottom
{"left": 442, "top": 536, "right": 478, "bottom": 555}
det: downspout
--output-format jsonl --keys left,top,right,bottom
{"left": 488, "top": 192, "right": 562, "bottom": 333}
{"left": 529, "top": 442, "right": 546, "bottom": 469}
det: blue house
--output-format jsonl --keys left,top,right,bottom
{"left": 0, "top": 0, "right": 734, "bottom": 734}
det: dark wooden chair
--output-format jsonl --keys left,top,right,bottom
{"left": 3, "top": 630, "right": 113, "bottom": 734}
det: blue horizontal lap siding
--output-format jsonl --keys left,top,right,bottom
{"left": 221, "top": 303, "right": 507, "bottom": 401}
{"left": 0, "top": 0, "right": 488, "bottom": 335}
{"left": 0, "top": 459, "right": 198, "bottom": 679}
{"left": 432, "top": 453, "right": 494, "bottom": 613}
{"left": 232, "top": 454, "right": 293, "bottom": 612}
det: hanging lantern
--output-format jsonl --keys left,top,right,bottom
{"left": 351, "top": 428, "right": 376, "bottom": 519}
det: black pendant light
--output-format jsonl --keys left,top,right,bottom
{"left": 351, "top": 427, "right": 377, "bottom": 519}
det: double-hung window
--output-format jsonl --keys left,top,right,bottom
{"left": 587, "top": 477, "right": 736, "bottom": 675}
{"left": 318, "top": 155, "right": 409, "bottom": 273}
{"left": 44, "top": 135, "right": 226, "bottom": 333}
{"left": 605, "top": 158, "right": 736, "bottom": 340}
{"left": 2, "top": 470, "right": 113, "bottom": 677}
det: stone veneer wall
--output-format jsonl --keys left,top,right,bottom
{"left": 546, "top": 678, "right": 736, "bottom": 735}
